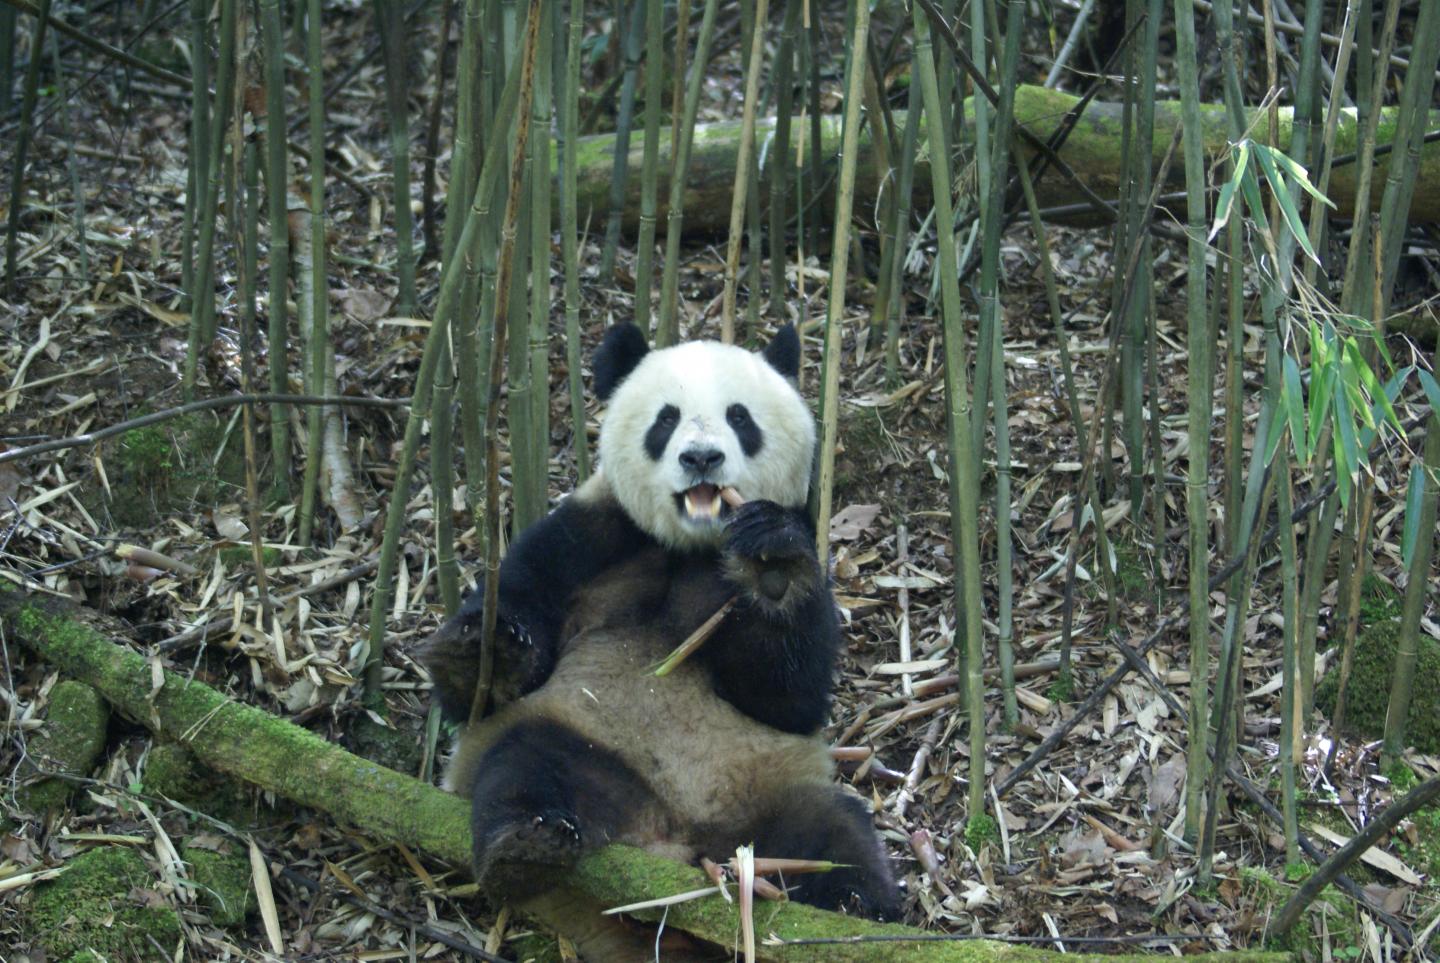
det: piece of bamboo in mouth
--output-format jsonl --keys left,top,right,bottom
{"left": 652, "top": 486, "right": 745, "bottom": 677}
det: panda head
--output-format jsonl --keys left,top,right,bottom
{"left": 593, "top": 323, "right": 814, "bottom": 550}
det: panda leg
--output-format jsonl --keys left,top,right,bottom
{"left": 467, "top": 719, "right": 651, "bottom": 899}
{"left": 744, "top": 784, "right": 900, "bottom": 920}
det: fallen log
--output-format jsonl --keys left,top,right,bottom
{"left": 0, "top": 582, "right": 1290, "bottom": 962}
{"left": 570, "top": 87, "right": 1440, "bottom": 234}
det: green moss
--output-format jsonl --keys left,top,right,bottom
{"left": 349, "top": 713, "right": 424, "bottom": 775}
{"left": 218, "top": 545, "right": 283, "bottom": 568}
{"left": 97, "top": 413, "right": 247, "bottom": 529}
{"left": 1358, "top": 574, "right": 1400, "bottom": 624}
{"left": 1110, "top": 537, "right": 1153, "bottom": 602}
{"left": 1315, "top": 619, "right": 1440, "bottom": 753}
{"left": 25, "top": 846, "right": 182, "bottom": 960}
{"left": 184, "top": 843, "right": 253, "bottom": 927}
{"left": 19, "top": 680, "right": 109, "bottom": 814}
{"left": 141, "top": 742, "right": 259, "bottom": 826}
{"left": 964, "top": 813, "right": 999, "bottom": 850}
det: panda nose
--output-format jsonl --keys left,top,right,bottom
{"left": 679, "top": 447, "right": 725, "bottom": 474}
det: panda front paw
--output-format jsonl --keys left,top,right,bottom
{"left": 723, "top": 501, "right": 820, "bottom": 608}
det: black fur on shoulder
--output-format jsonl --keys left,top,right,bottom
{"left": 762, "top": 324, "right": 801, "bottom": 379}
{"left": 592, "top": 323, "right": 650, "bottom": 401}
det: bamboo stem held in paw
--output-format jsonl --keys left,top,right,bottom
{"left": 652, "top": 486, "right": 746, "bottom": 676}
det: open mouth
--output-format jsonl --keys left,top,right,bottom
{"left": 676, "top": 483, "right": 725, "bottom": 522}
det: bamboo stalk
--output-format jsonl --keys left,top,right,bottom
{"left": 257, "top": 0, "right": 291, "bottom": 499}
{"left": 767, "top": 0, "right": 799, "bottom": 315}
{"left": 656, "top": 0, "right": 721, "bottom": 348}
{"left": 48, "top": 25, "right": 88, "bottom": 285}
{"left": 181, "top": 0, "right": 239, "bottom": 398}
{"left": 374, "top": 0, "right": 417, "bottom": 315}
{"left": 2, "top": 0, "right": 48, "bottom": 296}
{"left": 470, "top": 0, "right": 546, "bottom": 723}
{"left": 560, "top": 0, "right": 589, "bottom": 481}
{"left": 812, "top": 0, "right": 867, "bottom": 557}
{"left": 297, "top": 0, "right": 330, "bottom": 547}
{"left": 597, "top": 0, "right": 644, "bottom": 279}
{"left": 524, "top": 1, "right": 554, "bottom": 523}
{"left": 720, "top": 0, "right": 770, "bottom": 343}
{"left": 178, "top": 0, "right": 208, "bottom": 310}
{"left": 632, "top": 0, "right": 664, "bottom": 336}
{"left": 1174, "top": 0, "right": 1212, "bottom": 847}
{"left": 912, "top": 0, "right": 988, "bottom": 829}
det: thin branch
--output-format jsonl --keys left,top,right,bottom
{"left": 0, "top": 394, "right": 406, "bottom": 464}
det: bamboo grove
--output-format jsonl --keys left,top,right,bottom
{"left": 2, "top": 0, "right": 1439, "bottom": 947}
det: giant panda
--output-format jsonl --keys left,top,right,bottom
{"left": 419, "top": 323, "right": 899, "bottom": 947}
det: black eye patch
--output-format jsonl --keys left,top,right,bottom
{"left": 645, "top": 404, "right": 681, "bottom": 461}
{"left": 727, "top": 404, "right": 763, "bottom": 456}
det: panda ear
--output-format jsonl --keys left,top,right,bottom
{"left": 762, "top": 324, "right": 801, "bottom": 379}
{"left": 592, "top": 323, "right": 650, "bottom": 401}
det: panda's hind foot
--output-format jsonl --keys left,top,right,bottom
{"left": 475, "top": 808, "right": 585, "bottom": 898}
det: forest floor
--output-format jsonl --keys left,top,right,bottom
{"left": 2, "top": 3, "right": 1440, "bottom": 961}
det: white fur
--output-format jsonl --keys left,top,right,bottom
{"left": 598, "top": 340, "right": 815, "bottom": 549}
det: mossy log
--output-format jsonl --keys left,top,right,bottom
{"left": 570, "top": 86, "right": 1440, "bottom": 235}
{"left": 0, "top": 583, "right": 1290, "bottom": 962}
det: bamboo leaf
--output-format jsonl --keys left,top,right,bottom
{"left": 1307, "top": 361, "right": 1334, "bottom": 456}
{"left": 1266, "top": 146, "right": 1336, "bottom": 209}
{"left": 1254, "top": 145, "right": 1319, "bottom": 263}
{"left": 1401, "top": 461, "right": 1425, "bottom": 569}
{"left": 1417, "top": 368, "right": 1440, "bottom": 414}
{"left": 1209, "top": 142, "right": 1250, "bottom": 242}
{"left": 1333, "top": 379, "right": 1361, "bottom": 479}
{"left": 1282, "top": 353, "right": 1308, "bottom": 465}
{"left": 1264, "top": 400, "right": 1289, "bottom": 467}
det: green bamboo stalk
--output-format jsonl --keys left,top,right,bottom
{"left": 179, "top": 0, "right": 209, "bottom": 311}
{"left": 801, "top": 3, "right": 823, "bottom": 258}
{"left": 471, "top": 0, "right": 545, "bottom": 722}
{"left": 236, "top": 130, "right": 277, "bottom": 636}
{"left": 813, "top": 0, "right": 867, "bottom": 552}
{"left": 656, "top": 0, "right": 721, "bottom": 348}
{"left": 1382, "top": 409, "right": 1439, "bottom": 768}
{"left": 860, "top": 31, "right": 895, "bottom": 359}
{"left": 741, "top": 0, "right": 765, "bottom": 343}
{"left": 767, "top": 0, "right": 799, "bottom": 314}
{"left": 978, "top": 0, "right": 1024, "bottom": 730}
{"left": 433, "top": 335, "right": 461, "bottom": 615}
{"left": 1173, "top": 0, "right": 1212, "bottom": 847}
{"left": 297, "top": 0, "right": 330, "bottom": 546}
{"left": 1336, "top": 0, "right": 1399, "bottom": 319}
{"left": 363, "top": 0, "right": 542, "bottom": 707}
{"left": 560, "top": 0, "right": 589, "bottom": 481}
{"left": 49, "top": 27, "right": 87, "bottom": 285}
{"left": 1120, "top": 0, "right": 1160, "bottom": 525}
{"left": 0, "top": 6, "right": 14, "bottom": 117}
{"left": 632, "top": 0, "right": 664, "bottom": 336}
{"left": 2, "top": 0, "right": 49, "bottom": 297}
{"left": 720, "top": 0, "right": 770, "bottom": 343}
{"left": 882, "top": 75, "right": 922, "bottom": 385}
{"left": 182, "top": 0, "right": 239, "bottom": 398}
{"left": 912, "top": 0, "right": 988, "bottom": 829}
{"left": 506, "top": 189, "right": 538, "bottom": 531}
{"left": 258, "top": 0, "right": 291, "bottom": 499}
{"left": 524, "top": 4, "right": 554, "bottom": 522}
{"left": 1276, "top": 457, "right": 1300, "bottom": 867}
{"left": 1371, "top": 0, "right": 1440, "bottom": 308}
{"left": 374, "top": 0, "right": 417, "bottom": 315}
{"left": 597, "top": 0, "right": 644, "bottom": 280}
{"left": 453, "top": 0, "right": 500, "bottom": 529}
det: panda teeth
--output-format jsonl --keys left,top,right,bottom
{"left": 683, "top": 488, "right": 723, "bottom": 520}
